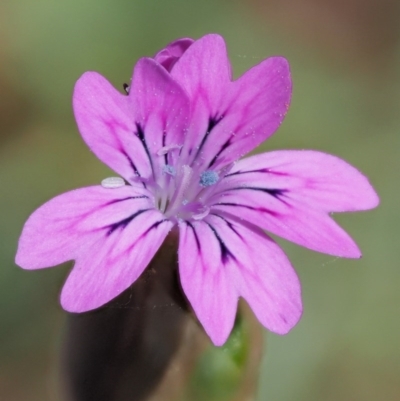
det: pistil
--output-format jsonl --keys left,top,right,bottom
{"left": 164, "top": 165, "right": 193, "bottom": 218}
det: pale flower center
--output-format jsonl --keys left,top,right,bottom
{"left": 157, "top": 162, "right": 220, "bottom": 221}
{"left": 100, "top": 147, "right": 223, "bottom": 222}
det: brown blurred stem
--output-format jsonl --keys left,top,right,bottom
{"left": 61, "top": 232, "right": 192, "bottom": 401}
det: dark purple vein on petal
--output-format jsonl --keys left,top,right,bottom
{"left": 186, "top": 221, "right": 201, "bottom": 251}
{"left": 56, "top": 197, "right": 149, "bottom": 227}
{"left": 162, "top": 129, "right": 168, "bottom": 165}
{"left": 224, "top": 168, "right": 289, "bottom": 178}
{"left": 205, "top": 222, "right": 235, "bottom": 264}
{"left": 135, "top": 219, "right": 168, "bottom": 244}
{"left": 102, "top": 119, "right": 143, "bottom": 181}
{"left": 119, "top": 148, "right": 146, "bottom": 188}
{"left": 135, "top": 123, "right": 154, "bottom": 177}
{"left": 208, "top": 138, "right": 231, "bottom": 168}
{"left": 124, "top": 219, "right": 170, "bottom": 255}
{"left": 106, "top": 208, "right": 151, "bottom": 236}
{"left": 213, "top": 202, "right": 281, "bottom": 217}
{"left": 209, "top": 213, "right": 244, "bottom": 240}
{"left": 209, "top": 213, "right": 275, "bottom": 289}
{"left": 210, "top": 186, "right": 289, "bottom": 207}
{"left": 228, "top": 186, "right": 287, "bottom": 199}
{"left": 143, "top": 219, "right": 168, "bottom": 235}
{"left": 105, "top": 195, "right": 149, "bottom": 206}
{"left": 193, "top": 115, "right": 224, "bottom": 161}
{"left": 208, "top": 213, "right": 265, "bottom": 280}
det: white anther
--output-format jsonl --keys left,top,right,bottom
{"left": 101, "top": 177, "right": 125, "bottom": 189}
{"left": 157, "top": 144, "right": 182, "bottom": 156}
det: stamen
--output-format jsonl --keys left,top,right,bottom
{"left": 199, "top": 170, "right": 219, "bottom": 187}
{"left": 157, "top": 144, "right": 182, "bottom": 156}
{"left": 163, "top": 164, "right": 176, "bottom": 176}
{"left": 165, "top": 165, "right": 193, "bottom": 217}
{"left": 101, "top": 177, "right": 125, "bottom": 189}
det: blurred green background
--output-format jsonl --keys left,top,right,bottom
{"left": 0, "top": 0, "right": 399, "bottom": 400}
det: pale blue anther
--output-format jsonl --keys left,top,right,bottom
{"left": 163, "top": 164, "right": 176, "bottom": 176}
{"left": 199, "top": 170, "right": 219, "bottom": 187}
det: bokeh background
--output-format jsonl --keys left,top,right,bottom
{"left": 1, "top": 0, "right": 399, "bottom": 400}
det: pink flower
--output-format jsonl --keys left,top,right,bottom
{"left": 15, "top": 34, "right": 379, "bottom": 346}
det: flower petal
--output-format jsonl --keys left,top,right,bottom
{"left": 61, "top": 210, "right": 172, "bottom": 312}
{"left": 16, "top": 186, "right": 173, "bottom": 312}
{"left": 15, "top": 186, "right": 155, "bottom": 270}
{"left": 171, "top": 34, "right": 291, "bottom": 170}
{"left": 178, "top": 213, "right": 302, "bottom": 345}
{"left": 210, "top": 150, "right": 379, "bottom": 257}
{"left": 170, "top": 34, "right": 231, "bottom": 166}
{"left": 205, "top": 214, "right": 302, "bottom": 335}
{"left": 178, "top": 219, "right": 238, "bottom": 346}
{"left": 128, "top": 58, "right": 191, "bottom": 179}
{"left": 73, "top": 72, "right": 151, "bottom": 183}
{"left": 73, "top": 62, "right": 190, "bottom": 184}
{"left": 198, "top": 57, "right": 292, "bottom": 170}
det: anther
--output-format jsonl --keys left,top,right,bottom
{"left": 163, "top": 164, "right": 176, "bottom": 176}
{"left": 199, "top": 170, "right": 219, "bottom": 187}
